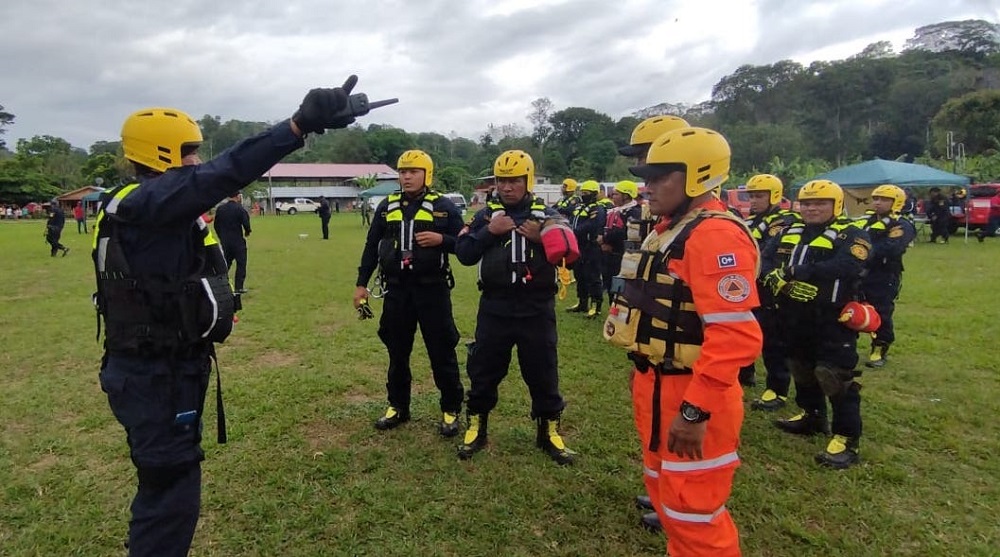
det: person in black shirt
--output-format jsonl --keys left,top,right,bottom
{"left": 45, "top": 200, "right": 69, "bottom": 257}
{"left": 318, "top": 196, "right": 332, "bottom": 239}
{"left": 213, "top": 193, "right": 252, "bottom": 293}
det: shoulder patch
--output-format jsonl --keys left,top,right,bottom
{"left": 433, "top": 211, "right": 448, "bottom": 217}
{"left": 850, "top": 243, "right": 869, "bottom": 260}
{"left": 717, "top": 253, "right": 737, "bottom": 269}
{"left": 888, "top": 227, "right": 904, "bottom": 238}
{"left": 717, "top": 274, "right": 752, "bottom": 303}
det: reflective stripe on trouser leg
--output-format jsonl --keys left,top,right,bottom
{"left": 632, "top": 367, "right": 659, "bottom": 511}
{"left": 660, "top": 465, "right": 741, "bottom": 557}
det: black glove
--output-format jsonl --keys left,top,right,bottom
{"left": 293, "top": 75, "right": 358, "bottom": 134}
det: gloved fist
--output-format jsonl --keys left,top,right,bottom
{"left": 762, "top": 268, "right": 788, "bottom": 297}
{"left": 293, "top": 75, "right": 359, "bottom": 134}
{"left": 357, "top": 299, "right": 375, "bottom": 320}
{"left": 786, "top": 280, "right": 819, "bottom": 302}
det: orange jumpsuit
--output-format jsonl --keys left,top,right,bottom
{"left": 628, "top": 198, "right": 762, "bottom": 556}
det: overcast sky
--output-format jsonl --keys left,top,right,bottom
{"left": 1, "top": 0, "right": 997, "bottom": 151}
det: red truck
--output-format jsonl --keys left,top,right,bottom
{"left": 951, "top": 184, "right": 1000, "bottom": 235}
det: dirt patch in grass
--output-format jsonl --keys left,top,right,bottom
{"left": 302, "top": 417, "right": 357, "bottom": 451}
{"left": 254, "top": 350, "right": 300, "bottom": 368}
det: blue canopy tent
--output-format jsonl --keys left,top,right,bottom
{"left": 802, "top": 159, "right": 969, "bottom": 216}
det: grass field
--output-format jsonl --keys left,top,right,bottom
{"left": 1, "top": 212, "right": 998, "bottom": 556}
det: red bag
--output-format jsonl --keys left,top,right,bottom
{"left": 541, "top": 222, "right": 579, "bottom": 265}
{"left": 838, "top": 301, "right": 881, "bottom": 332}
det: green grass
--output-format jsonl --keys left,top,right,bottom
{"left": 1, "top": 213, "right": 998, "bottom": 556}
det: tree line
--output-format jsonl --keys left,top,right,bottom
{"left": 1, "top": 19, "right": 999, "bottom": 204}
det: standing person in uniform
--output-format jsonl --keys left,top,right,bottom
{"left": 353, "top": 150, "right": 465, "bottom": 437}
{"left": 213, "top": 193, "right": 252, "bottom": 294}
{"left": 764, "top": 180, "right": 871, "bottom": 469}
{"left": 318, "top": 196, "right": 332, "bottom": 239}
{"left": 742, "top": 174, "right": 798, "bottom": 409}
{"left": 567, "top": 180, "right": 606, "bottom": 318}
{"left": 600, "top": 180, "right": 641, "bottom": 307}
{"left": 45, "top": 200, "right": 70, "bottom": 256}
{"left": 854, "top": 185, "right": 915, "bottom": 368}
{"left": 360, "top": 197, "right": 372, "bottom": 227}
{"left": 614, "top": 114, "right": 690, "bottom": 532}
{"left": 455, "top": 150, "right": 579, "bottom": 465}
{"left": 95, "top": 76, "right": 367, "bottom": 556}
{"left": 925, "top": 187, "right": 951, "bottom": 244}
{"left": 554, "top": 178, "right": 581, "bottom": 219}
{"left": 607, "top": 127, "right": 762, "bottom": 556}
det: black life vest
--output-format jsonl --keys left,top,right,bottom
{"left": 92, "top": 184, "right": 235, "bottom": 355}
{"left": 477, "top": 197, "right": 557, "bottom": 296}
{"left": 377, "top": 191, "right": 450, "bottom": 281}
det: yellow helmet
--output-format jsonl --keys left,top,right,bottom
{"left": 562, "top": 178, "right": 578, "bottom": 192}
{"left": 871, "top": 184, "right": 905, "bottom": 213}
{"left": 618, "top": 115, "right": 690, "bottom": 157}
{"left": 614, "top": 180, "right": 639, "bottom": 199}
{"left": 397, "top": 150, "right": 434, "bottom": 186}
{"left": 629, "top": 127, "right": 730, "bottom": 197}
{"left": 580, "top": 180, "right": 600, "bottom": 193}
{"left": 121, "top": 107, "right": 203, "bottom": 173}
{"left": 745, "top": 174, "right": 783, "bottom": 205}
{"left": 798, "top": 179, "right": 844, "bottom": 216}
{"left": 494, "top": 150, "right": 535, "bottom": 192}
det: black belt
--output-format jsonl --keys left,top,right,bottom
{"left": 628, "top": 353, "right": 692, "bottom": 453}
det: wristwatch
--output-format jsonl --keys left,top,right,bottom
{"left": 680, "top": 401, "right": 711, "bottom": 423}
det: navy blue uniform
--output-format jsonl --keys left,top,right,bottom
{"left": 46, "top": 205, "right": 68, "bottom": 256}
{"left": 855, "top": 212, "right": 915, "bottom": 348}
{"left": 356, "top": 190, "right": 465, "bottom": 416}
{"left": 318, "top": 198, "right": 332, "bottom": 239}
{"left": 743, "top": 206, "right": 798, "bottom": 391}
{"left": 98, "top": 121, "right": 302, "bottom": 557}
{"left": 570, "top": 199, "right": 607, "bottom": 310}
{"left": 213, "top": 199, "right": 251, "bottom": 292}
{"left": 455, "top": 195, "right": 567, "bottom": 419}
{"left": 762, "top": 218, "right": 870, "bottom": 440}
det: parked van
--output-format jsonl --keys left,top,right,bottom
{"left": 442, "top": 193, "right": 468, "bottom": 212}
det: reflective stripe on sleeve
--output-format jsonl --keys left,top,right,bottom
{"left": 661, "top": 451, "right": 739, "bottom": 473}
{"left": 701, "top": 311, "right": 756, "bottom": 324}
{"left": 644, "top": 466, "right": 660, "bottom": 479}
{"left": 661, "top": 504, "right": 727, "bottom": 524}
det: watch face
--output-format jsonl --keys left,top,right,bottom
{"left": 682, "top": 405, "right": 700, "bottom": 421}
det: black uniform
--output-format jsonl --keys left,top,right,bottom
{"left": 601, "top": 200, "right": 642, "bottom": 303}
{"left": 926, "top": 192, "right": 951, "bottom": 243}
{"left": 455, "top": 195, "right": 567, "bottom": 419}
{"left": 213, "top": 199, "right": 251, "bottom": 292}
{"left": 356, "top": 190, "right": 465, "bottom": 416}
{"left": 762, "top": 217, "right": 870, "bottom": 442}
{"left": 742, "top": 206, "right": 798, "bottom": 391}
{"left": 553, "top": 194, "right": 580, "bottom": 219}
{"left": 854, "top": 211, "right": 915, "bottom": 352}
{"left": 570, "top": 197, "right": 607, "bottom": 311}
{"left": 318, "top": 198, "right": 332, "bottom": 239}
{"left": 95, "top": 120, "right": 303, "bottom": 556}
{"left": 46, "top": 205, "right": 68, "bottom": 256}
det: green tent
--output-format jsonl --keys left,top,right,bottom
{"left": 358, "top": 181, "right": 400, "bottom": 198}
{"left": 802, "top": 159, "right": 969, "bottom": 216}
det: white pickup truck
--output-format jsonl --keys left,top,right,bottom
{"left": 275, "top": 198, "right": 321, "bottom": 215}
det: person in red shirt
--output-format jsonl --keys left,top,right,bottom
{"left": 73, "top": 201, "right": 88, "bottom": 234}
{"left": 606, "top": 127, "right": 762, "bottom": 556}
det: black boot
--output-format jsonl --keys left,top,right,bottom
{"left": 815, "top": 435, "right": 860, "bottom": 469}
{"left": 536, "top": 416, "right": 575, "bottom": 465}
{"left": 586, "top": 299, "right": 602, "bottom": 319}
{"left": 457, "top": 412, "right": 488, "bottom": 460}
{"left": 566, "top": 298, "right": 588, "bottom": 313}
{"left": 634, "top": 495, "right": 654, "bottom": 510}
{"left": 640, "top": 512, "right": 662, "bottom": 533}
{"left": 866, "top": 342, "right": 889, "bottom": 368}
{"left": 774, "top": 411, "right": 830, "bottom": 436}
{"left": 738, "top": 364, "right": 756, "bottom": 387}
{"left": 374, "top": 406, "right": 410, "bottom": 430}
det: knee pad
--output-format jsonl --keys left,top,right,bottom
{"left": 814, "top": 364, "right": 857, "bottom": 397}
{"left": 786, "top": 358, "right": 814, "bottom": 385}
